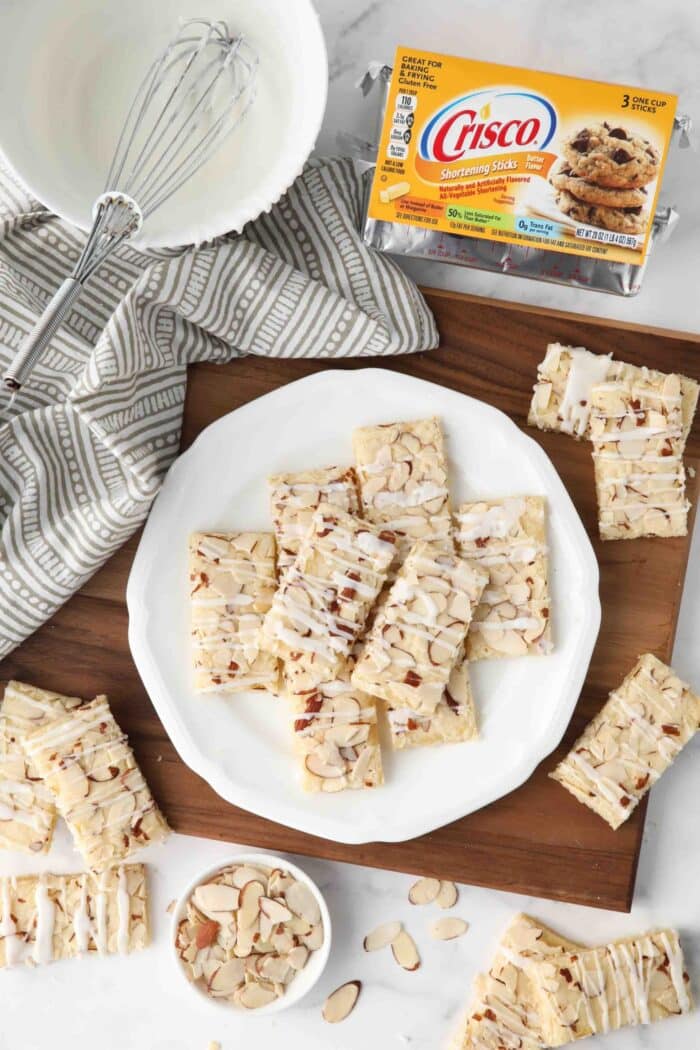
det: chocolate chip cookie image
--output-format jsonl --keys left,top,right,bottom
{"left": 549, "top": 161, "right": 648, "bottom": 208}
{"left": 561, "top": 122, "right": 659, "bottom": 188}
{"left": 555, "top": 188, "right": 646, "bottom": 234}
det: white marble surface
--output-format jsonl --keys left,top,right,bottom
{"left": 2, "top": 2, "right": 700, "bottom": 1048}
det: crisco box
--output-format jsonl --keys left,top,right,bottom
{"left": 363, "top": 50, "right": 682, "bottom": 295}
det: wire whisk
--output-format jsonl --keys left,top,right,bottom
{"left": 3, "top": 19, "right": 257, "bottom": 393}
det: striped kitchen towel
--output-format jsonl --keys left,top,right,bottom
{"left": 0, "top": 157, "right": 438, "bottom": 658}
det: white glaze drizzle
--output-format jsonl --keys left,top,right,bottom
{"left": 73, "top": 875, "right": 92, "bottom": 954}
{"left": 116, "top": 866, "right": 130, "bottom": 955}
{"left": 558, "top": 347, "right": 612, "bottom": 435}
{"left": 0, "top": 877, "right": 23, "bottom": 967}
{"left": 33, "top": 873, "right": 55, "bottom": 966}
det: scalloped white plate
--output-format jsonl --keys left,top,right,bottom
{"left": 0, "top": 0, "right": 327, "bottom": 248}
{"left": 127, "top": 368, "right": 600, "bottom": 844}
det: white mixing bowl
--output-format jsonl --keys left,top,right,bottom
{"left": 0, "top": 0, "right": 328, "bottom": 248}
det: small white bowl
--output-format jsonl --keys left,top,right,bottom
{"left": 171, "top": 852, "right": 331, "bottom": 1015}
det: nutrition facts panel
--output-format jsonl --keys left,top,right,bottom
{"left": 386, "top": 91, "right": 417, "bottom": 161}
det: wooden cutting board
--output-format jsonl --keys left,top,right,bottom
{"left": 2, "top": 289, "right": 698, "bottom": 912}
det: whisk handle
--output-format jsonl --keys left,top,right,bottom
{"left": 3, "top": 277, "right": 83, "bottom": 392}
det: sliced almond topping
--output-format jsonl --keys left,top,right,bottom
{"left": 436, "top": 881, "right": 458, "bottom": 910}
{"left": 285, "top": 880, "right": 321, "bottom": 924}
{"left": 408, "top": 877, "right": 441, "bottom": 906}
{"left": 363, "top": 920, "right": 402, "bottom": 952}
{"left": 391, "top": 930, "right": 421, "bottom": 971}
{"left": 431, "top": 917, "right": 469, "bottom": 941}
{"left": 322, "top": 980, "right": 362, "bottom": 1024}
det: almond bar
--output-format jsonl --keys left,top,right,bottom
{"left": 353, "top": 417, "right": 452, "bottom": 559}
{"left": 590, "top": 375, "right": 689, "bottom": 539}
{"left": 532, "top": 930, "right": 693, "bottom": 1045}
{"left": 0, "top": 681, "right": 92, "bottom": 855}
{"left": 385, "top": 662, "right": 478, "bottom": 749}
{"left": 290, "top": 668, "right": 383, "bottom": 791}
{"left": 268, "top": 466, "right": 360, "bottom": 575}
{"left": 528, "top": 343, "right": 698, "bottom": 441}
{"left": 24, "top": 695, "right": 170, "bottom": 870}
{"left": 190, "top": 531, "right": 279, "bottom": 694}
{"left": 351, "top": 541, "right": 487, "bottom": 714}
{"left": 261, "top": 505, "right": 396, "bottom": 684}
{"left": 457, "top": 913, "right": 583, "bottom": 1050}
{"left": 0, "top": 864, "right": 148, "bottom": 967}
{"left": 551, "top": 654, "right": 700, "bottom": 830}
{"left": 454, "top": 496, "right": 552, "bottom": 659}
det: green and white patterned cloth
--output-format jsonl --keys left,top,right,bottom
{"left": 0, "top": 158, "right": 438, "bottom": 657}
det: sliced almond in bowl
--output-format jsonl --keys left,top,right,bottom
{"left": 259, "top": 896, "right": 293, "bottom": 924}
{"left": 431, "top": 917, "right": 469, "bottom": 941}
{"left": 194, "top": 883, "right": 240, "bottom": 916}
{"left": 391, "top": 930, "right": 421, "bottom": 971}
{"left": 408, "top": 877, "right": 441, "bottom": 905}
{"left": 363, "top": 920, "right": 402, "bottom": 952}
{"left": 175, "top": 858, "right": 328, "bottom": 1012}
{"left": 237, "top": 982, "right": 278, "bottom": 1010}
{"left": 285, "top": 880, "right": 321, "bottom": 925}
{"left": 209, "top": 958, "right": 246, "bottom": 996}
{"left": 323, "top": 980, "right": 361, "bottom": 1023}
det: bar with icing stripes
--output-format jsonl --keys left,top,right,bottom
{"left": 24, "top": 696, "right": 170, "bottom": 870}
{"left": 262, "top": 504, "right": 396, "bottom": 687}
{"left": 590, "top": 373, "right": 690, "bottom": 540}
{"left": 351, "top": 540, "right": 487, "bottom": 714}
{"left": 532, "top": 930, "right": 693, "bottom": 1045}
{"left": 550, "top": 653, "right": 700, "bottom": 829}
{"left": 189, "top": 531, "right": 279, "bottom": 694}
{"left": 454, "top": 496, "right": 552, "bottom": 659}
{"left": 289, "top": 667, "right": 383, "bottom": 791}
{"left": 268, "top": 466, "right": 360, "bottom": 576}
{"left": 0, "top": 681, "right": 93, "bottom": 855}
{"left": 528, "top": 343, "right": 698, "bottom": 442}
{"left": 0, "top": 864, "right": 148, "bottom": 967}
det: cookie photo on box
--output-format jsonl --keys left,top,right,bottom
{"left": 546, "top": 121, "right": 661, "bottom": 239}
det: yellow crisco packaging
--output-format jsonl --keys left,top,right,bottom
{"left": 366, "top": 48, "right": 677, "bottom": 270}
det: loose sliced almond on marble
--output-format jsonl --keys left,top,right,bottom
{"left": 166, "top": 898, "right": 177, "bottom": 914}
{"left": 408, "top": 877, "right": 441, "bottom": 906}
{"left": 322, "top": 980, "right": 362, "bottom": 1023}
{"left": 431, "top": 917, "right": 469, "bottom": 941}
{"left": 285, "top": 880, "right": 321, "bottom": 924}
{"left": 436, "top": 881, "right": 458, "bottom": 910}
{"left": 391, "top": 930, "right": 421, "bottom": 971}
{"left": 363, "top": 920, "right": 402, "bottom": 952}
